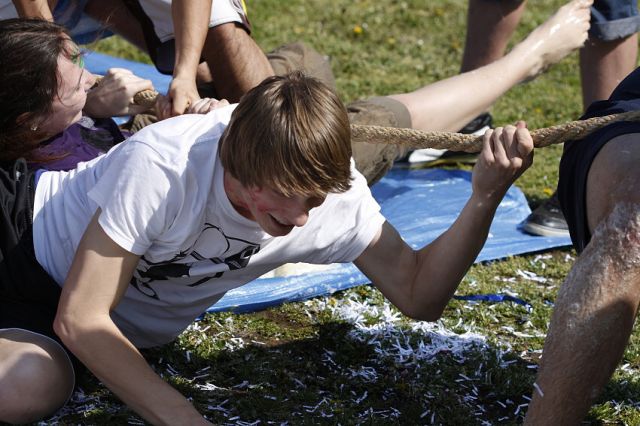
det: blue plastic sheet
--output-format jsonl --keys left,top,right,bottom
{"left": 85, "top": 51, "right": 171, "bottom": 94}
{"left": 85, "top": 52, "right": 571, "bottom": 314}
{"left": 453, "top": 294, "right": 532, "bottom": 312}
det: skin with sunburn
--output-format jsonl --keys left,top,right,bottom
{"left": 224, "top": 173, "right": 326, "bottom": 237}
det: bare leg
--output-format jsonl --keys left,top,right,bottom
{"left": 0, "top": 329, "right": 75, "bottom": 424}
{"left": 460, "top": 0, "right": 527, "bottom": 72}
{"left": 202, "top": 23, "right": 274, "bottom": 103}
{"left": 580, "top": 34, "right": 639, "bottom": 110}
{"left": 525, "top": 134, "right": 640, "bottom": 424}
{"left": 389, "top": 0, "right": 592, "bottom": 132}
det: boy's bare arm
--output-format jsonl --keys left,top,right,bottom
{"left": 54, "top": 211, "right": 211, "bottom": 425}
{"left": 355, "top": 124, "right": 533, "bottom": 320}
{"left": 354, "top": 193, "right": 499, "bottom": 320}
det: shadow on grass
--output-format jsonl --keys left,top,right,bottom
{"left": 48, "top": 320, "right": 541, "bottom": 426}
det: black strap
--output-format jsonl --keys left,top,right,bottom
{"left": 0, "top": 159, "right": 34, "bottom": 261}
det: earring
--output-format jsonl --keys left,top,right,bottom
{"left": 30, "top": 124, "right": 38, "bottom": 131}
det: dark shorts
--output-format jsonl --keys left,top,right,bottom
{"left": 489, "top": 0, "right": 640, "bottom": 40}
{"left": 558, "top": 68, "right": 640, "bottom": 253}
{"left": 0, "top": 160, "right": 84, "bottom": 379}
{"left": 348, "top": 97, "right": 412, "bottom": 185}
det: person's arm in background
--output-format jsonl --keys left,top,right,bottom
{"left": 156, "top": 0, "right": 211, "bottom": 119}
{"left": 11, "top": 0, "right": 53, "bottom": 20}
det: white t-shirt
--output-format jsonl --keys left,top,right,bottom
{"left": 33, "top": 105, "right": 385, "bottom": 347}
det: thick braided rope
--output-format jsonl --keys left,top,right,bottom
{"left": 351, "top": 110, "right": 640, "bottom": 152}
{"left": 127, "top": 86, "right": 640, "bottom": 149}
{"left": 133, "top": 90, "right": 158, "bottom": 108}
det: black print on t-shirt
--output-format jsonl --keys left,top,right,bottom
{"left": 130, "top": 224, "right": 260, "bottom": 300}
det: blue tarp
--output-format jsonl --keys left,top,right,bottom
{"left": 86, "top": 51, "right": 172, "bottom": 95}
{"left": 85, "top": 52, "right": 572, "bottom": 314}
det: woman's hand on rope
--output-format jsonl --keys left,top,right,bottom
{"left": 185, "top": 97, "right": 230, "bottom": 115}
{"left": 472, "top": 121, "right": 534, "bottom": 202}
{"left": 85, "top": 68, "right": 155, "bottom": 118}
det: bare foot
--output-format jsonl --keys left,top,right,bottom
{"left": 517, "top": 0, "right": 593, "bottom": 80}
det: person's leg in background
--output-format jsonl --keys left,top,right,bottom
{"left": 390, "top": 0, "right": 591, "bottom": 133}
{"left": 192, "top": 0, "right": 272, "bottom": 103}
{"left": 459, "top": 0, "right": 528, "bottom": 137}
{"left": 83, "top": 0, "right": 147, "bottom": 51}
{"left": 355, "top": 0, "right": 591, "bottom": 184}
{"left": 0, "top": 329, "right": 75, "bottom": 424}
{"left": 580, "top": 0, "right": 640, "bottom": 110}
{"left": 460, "top": 0, "right": 528, "bottom": 72}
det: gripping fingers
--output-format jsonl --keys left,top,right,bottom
{"left": 490, "top": 127, "right": 509, "bottom": 167}
{"left": 500, "top": 125, "right": 518, "bottom": 159}
{"left": 481, "top": 128, "right": 495, "bottom": 164}
{"left": 213, "top": 99, "right": 230, "bottom": 109}
{"left": 515, "top": 126, "right": 534, "bottom": 159}
{"left": 155, "top": 94, "right": 172, "bottom": 120}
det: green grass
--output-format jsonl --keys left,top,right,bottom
{"left": 38, "top": 0, "right": 640, "bottom": 424}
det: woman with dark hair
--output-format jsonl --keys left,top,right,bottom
{"left": 0, "top": 18, "right": 225, "bottom": 172}
{"left": 0, "top": 18, "right": 154, "bottom": 169}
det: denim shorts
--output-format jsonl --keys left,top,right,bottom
{"left": 591, "top": 0, "right": 640, "bottom": 40}
{"left": 482, "top": 0, "right": 640, "bottom": 40}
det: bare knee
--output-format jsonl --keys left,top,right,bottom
{"left": 592, "top": 202, "right": 640, "bottom": 267}
{"left": 0, "top": 329, "right": 75, "bottom": 424}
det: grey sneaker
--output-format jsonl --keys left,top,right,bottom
{"left": 521, "top": 193, "right": 569, "bottom": 237}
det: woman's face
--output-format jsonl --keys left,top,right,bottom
{"left": 39, "top": 41, "right": 95, "bottom": 136}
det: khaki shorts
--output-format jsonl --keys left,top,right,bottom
{"left": 347, "top": 97, "right": 411, "bottom": 185}
{"left": 267, "top": 43, "right": 412, "bottom": 185}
